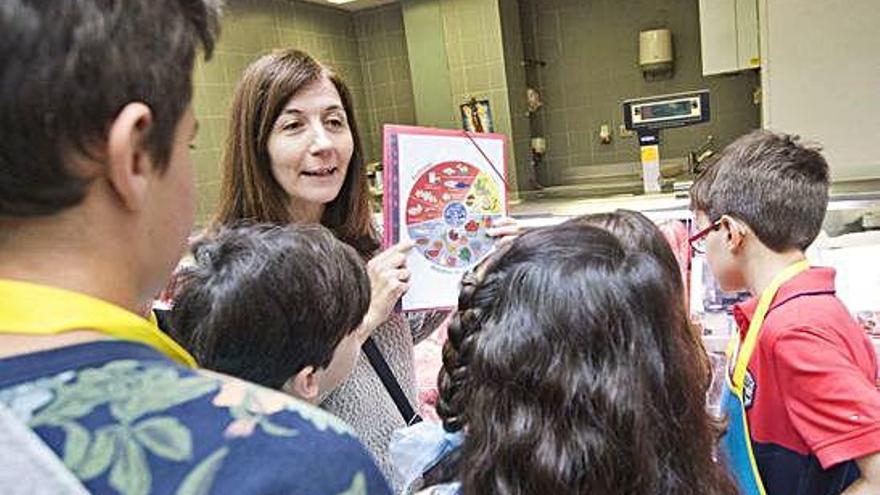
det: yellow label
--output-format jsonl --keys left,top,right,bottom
{"left": 640, "top": 145, "right": 659, "bottom": 163}
{"left": 750, "top": 57, "right": 761, "bottom": 66}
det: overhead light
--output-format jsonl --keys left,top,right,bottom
{"left": 327, "top": 0, "right": 356, "bottom": 4}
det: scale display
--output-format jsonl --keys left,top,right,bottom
{"left": 623, "top": 90, "right": 710, "bottom": 131}
{"left": 639, "top": 100, "right": 694, "bottom": 120}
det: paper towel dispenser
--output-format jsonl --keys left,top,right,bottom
{"left": 639, "top": 29, "right": 673, "bottom": 73}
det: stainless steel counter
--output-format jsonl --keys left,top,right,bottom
{"left": 510, "top": 179, "right": 880, "bottom": 229}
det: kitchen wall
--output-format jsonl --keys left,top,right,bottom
{"left": 499, "top": 0, "right": 535, "bottom": 191}
{"left": 353, "top": 4, "right": 416, "bottom": 163}
{"left": 760, "top": 0, "right": 880, "bottom": 181}
{"left": 437, "top": 0, "right": 525, "bottom": 193}
{"left": 191, "top": 0, "right": 766, "bottom": 218}
{"left": 519, "top": 0, "right": 761, "bottom": 186}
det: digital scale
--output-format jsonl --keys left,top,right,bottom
{"left": 622, "top": 90, "right": 711, "bottom": 193}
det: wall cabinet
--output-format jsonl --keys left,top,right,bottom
{"left": 698, "top": 0, "right": 760, "bottom": 75}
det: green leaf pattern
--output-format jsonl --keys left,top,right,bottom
{"left": 108, "top": 429, "right": 150, "bottom": 495}
{"left": 174, "top": 447, "right": 230, "bottom": 495}
{"left": 10, "top": 360, "right": 219, "bottom": 495}
{"left": 0, "top": 359, "right": 375, "bottom": 495}
{"left": 29, "top": 360, "right": 218, "bottom": 428}
{"left": 109, "top": 369, "right": 219, "bottom": 423}
{"left": 337, "top": 472, "right": 368, "bottom": 495}
{"left": 133, "top": 417, "right": 193, "bottom": 462}
{"left": 0, "top": 370, "right": 73, "bottom": 422}
{"left": 61, "top": 421, "right": 91, "bottom": 468}
{"left": 75, "top": 425, "right": 117, "bottom": 480}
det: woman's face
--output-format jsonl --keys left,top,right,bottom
{"left": 267, "top": 76, "right": 353, "bottom": 222}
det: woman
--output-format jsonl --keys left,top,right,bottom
{"left": 212, "top": 49, "right": 514, "bottom": 487}
{"left": 400, "top": 222, "right": 738, "bottom": 494}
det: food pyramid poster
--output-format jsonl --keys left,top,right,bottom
{"left": 383, "top": 125, "right": 508, "bottom": 311}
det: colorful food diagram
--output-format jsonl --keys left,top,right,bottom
{"left": 406, "top": 160, "right": 503, "bottom": 269}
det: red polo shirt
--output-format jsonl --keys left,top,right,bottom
{"left": 732, "top": 267, "right": 880, "bottom": 493}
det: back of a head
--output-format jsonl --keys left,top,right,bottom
{"left": 566, "top": 209, "right": 684, "bottom": 294}
{"left": 0, "top": 0, "right": 219, "bottom": 217}
{"left": 566, "top": 209, "right": 712, "bottom": 384}
{"left": 439, "top": 223, "right": 737, "bottom": 495}
{"left": 690, "top": 130, "right": 830, "bottom": 252}
{"left": 171, "top": 223, "right": 370, "bottom": 390}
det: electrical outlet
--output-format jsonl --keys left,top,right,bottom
{"left": 599, "top": 124, "right": 612, "bottom": 144}
{"left": 619, "top": 125, "right": 635, "bottom": 138}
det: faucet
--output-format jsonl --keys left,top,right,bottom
{"left": 687, "top": 135, "right": 714, "bottom": 174}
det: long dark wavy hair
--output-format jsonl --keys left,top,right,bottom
{"left": 212, "top": 49, "right": 378, "bottom": 257}
{"left": 565, "top": 209, "right": 714, "bottom": 388}
{"left": 436, "top": 223, "right": 738, "bottom": 495}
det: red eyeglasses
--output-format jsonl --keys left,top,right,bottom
{"left": 689, "top": 219, "right": 722, "bottom": 254}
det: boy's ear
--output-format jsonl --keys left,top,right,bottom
{"left": 720, "top": 215, "right": 748, "bottom": 252}
{"left": 282, "top": 366, "right": 320, "bottom": 403}
{"left": 105, "top": 102, "right": 155, "bottom": 212}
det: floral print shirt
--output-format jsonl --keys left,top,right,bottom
{"left": 0, "top": 340, "right": 392, "bottom": 495}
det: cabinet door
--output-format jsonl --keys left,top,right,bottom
{"left": 735, "top": 0, "right": 760, "bottom": 69}
{"left": 699, "top": 0, "right": 739, "bottom": 75}
{"left": 700, "top": 0, "right": 760, "bottom": 75}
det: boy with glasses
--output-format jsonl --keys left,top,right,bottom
{"left": 689, "top": 130, "right": 880, "bottom": 495}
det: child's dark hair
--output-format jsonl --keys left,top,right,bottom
{"left": 0, "top": 0, "right": 219, "bottom": 217}
{"left": 566, "top": 210, "right": 711, "bottom": 372}
{"left": 690, "top": 130, "right": 829, "bottom": 251}
{"left": 566, "top": 209, "right": 684, "bottom": 294}
{"left": 171, "top": 223, "right": 370, "bottom": 390}
{"left": 566, "top": 209, "right": 724, "bottom": 437}
{"left": 437, "top": 223, "right": 738, "bottom": 495}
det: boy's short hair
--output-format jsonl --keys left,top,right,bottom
{"left": 171, "top": 223, "right": 370, "bottom": 390}
{"left": 0, "top": 0, "right": 219, "bottom": 217}
{"left": 690, "top": 130, "right": 829, "bottom": 252}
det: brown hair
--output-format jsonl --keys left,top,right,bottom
{"left": 437, "top": 224, "right": 738, "bottom": 495}
{"left": 212, "top": 49, "right": 378, "bottom": 256}
{"left": 567, "top": 210, "right": 684, "bottom": 294}
{"left": 171, "top": 223, "right": 370, "bottom": 389}
{"left": 0, "top": 0, "right": 219, "bottom": 217}
{"left": 690, "top": 130, "right": 829, "bottom": 252}
{"left": 566, "top": 210, "right": 715, "bottom": 410}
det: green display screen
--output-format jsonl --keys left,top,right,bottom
{"left": 640, "top": 100, "right": 693, "bottom": 120}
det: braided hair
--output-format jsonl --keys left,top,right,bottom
{"left": 437, "top": 254, "right": 501, "bottom": 433}
{"left": 434, "top": 223, "right": 738, "bottom": 495}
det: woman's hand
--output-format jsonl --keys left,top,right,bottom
{"left": 359, "top": 240, "right": 415, "bottom": 340}
{"left": 487, "top": 216, "right": 522, "bottom": 249}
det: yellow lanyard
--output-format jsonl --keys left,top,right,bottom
{"left": 728, "top": 260, "right": 810, "bottom": 390}
{"left": 0, "top": 279, "right": 196, "bottom": 367}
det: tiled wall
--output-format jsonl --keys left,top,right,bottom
{"left": 191, "top": 0, "right": 366, "bottom": 225}
{"left": 191, "top": 0, "right": 755, "bottom": 209}
{"left": 499, "top": 0, "right": 533, "bottom": 192}
{"left": 353, "top": 4, "right": 416, "bottom": 163}
{"left": 520, "top": 0, "right": 761, "bottom": 186}
{"left": 439, "top": 0, "right": 521, "bottom": 194}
